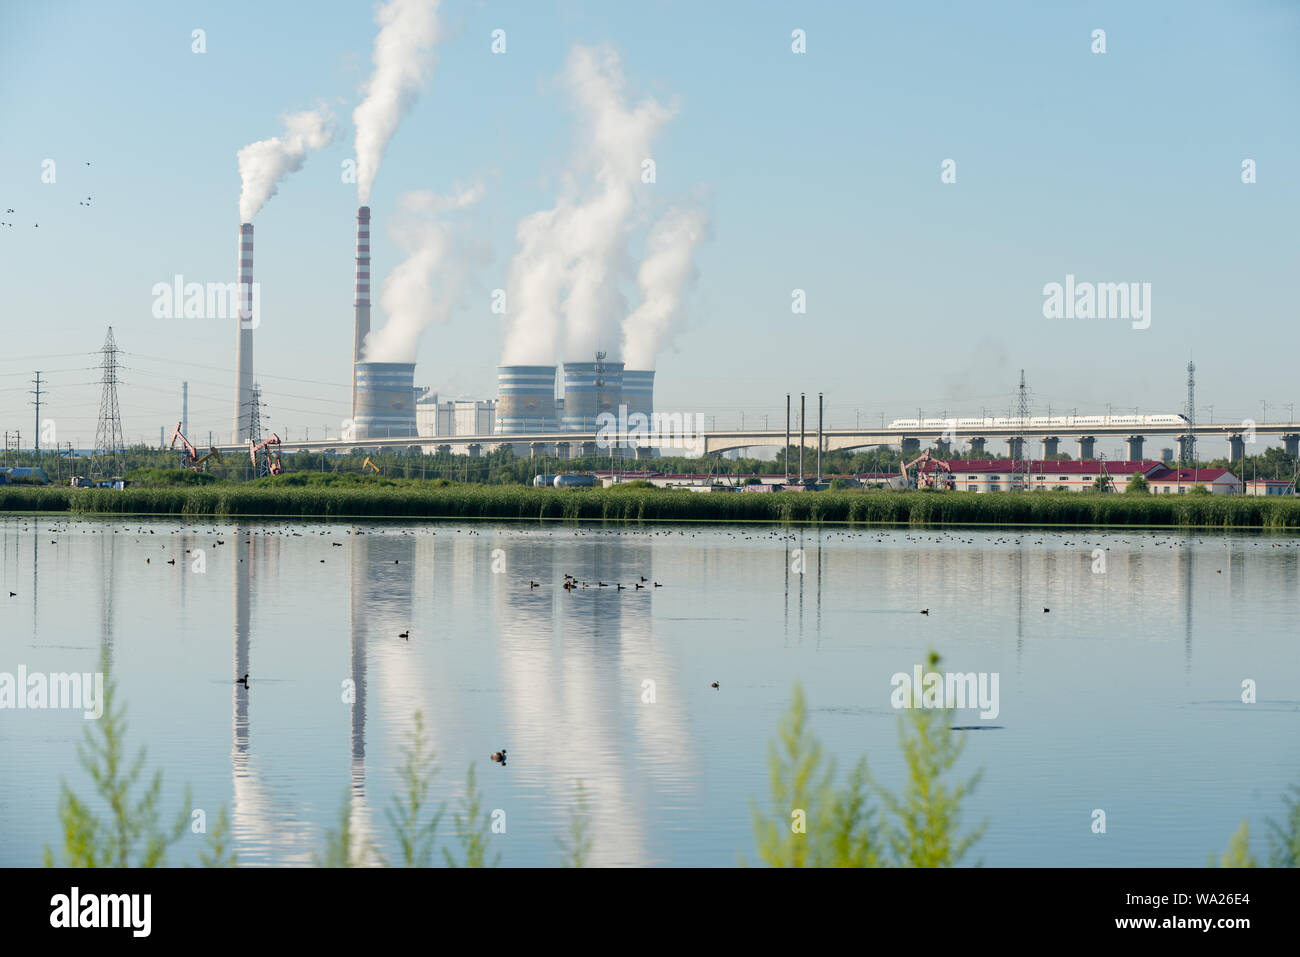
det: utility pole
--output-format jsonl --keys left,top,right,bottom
{"left": 817, "top": 392, "right": 823, "bottom": 482}
{"left": 799, "top": 393, "right": 806, "bottom": 482}
{"left": 30, "top": 371, "right": 43, "bottom": 453}
{"left": 1015, "top": 370, "right": 1031, "bottom": 490}
{"left": 785, "top": 394, "right": 791, "bottom": 483}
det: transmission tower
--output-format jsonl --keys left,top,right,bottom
{"left": 1014, "top": 369, "right": 1031, "bottom": 489}
{"left": 91, "top": 328, "right": 125, "bottom": 479}
{"left": 246, "top": 383, "right": 269, "bottom": 478}
{"left": 1183, "top": 360, "right": 1196, "bottom": 464}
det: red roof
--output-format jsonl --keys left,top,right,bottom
{"left": 921, "top": 459, "right": 1163, "bottom": 475}
{"left": 1145, "top": 467, "right": 1235, "bottom": 482}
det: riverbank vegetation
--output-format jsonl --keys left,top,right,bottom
{"left": 5, "top": 482, "right": 1300, "bottom": 528}
{"left": 5, "top": 440, "right": 1297, "bottom": 487}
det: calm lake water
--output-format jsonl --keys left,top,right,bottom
{"left": 1, "top": 515, "right": 1297, "bottom": 867}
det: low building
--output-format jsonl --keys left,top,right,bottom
{"left": 919, "top": 459, "right": 1241, "bottom": 494}
{"left": 1242, "top": 479, "right": 1295, "bottom": 496}
{"left": 1145, "top": 466, "right": 1239, "bottom": 494}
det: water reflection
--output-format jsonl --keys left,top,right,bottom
{"left": 2, "top": 518, "right": 1298, "bottom": 867}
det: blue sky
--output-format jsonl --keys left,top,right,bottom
{"left": 1, "top": 0, "right": 1296, "bottom": 453}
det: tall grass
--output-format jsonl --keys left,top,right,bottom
{"left": 6, "top": 485, "right": 1300, "bottom": 528}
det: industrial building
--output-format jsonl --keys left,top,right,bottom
{"left": 416, "top": 392, "right": 496, "bottom": 438}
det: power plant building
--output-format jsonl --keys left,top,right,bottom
{"left": 352, "top": 361, "right": 417, "bottom": 439}
{"left": 561, "top": 360, "right": 623, "bottom": 432}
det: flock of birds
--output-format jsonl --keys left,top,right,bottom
{"left": 2, "top": 161, "right": 92, "bottom": 227}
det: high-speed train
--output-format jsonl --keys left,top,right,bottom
{"left": 885, "top": 414, "right": 1190, "bottom": 430}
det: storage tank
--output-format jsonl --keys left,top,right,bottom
{"left": 562, "top": 360, "right": 624, "bottom": 432}
{"left": 353, "top": 362, "right": 417, "bottom": 440}
{"left": 553, "top": 473, "right": 596, "bottom": 488}
{"left": 495, "top": 366, "right": 557, "bottom": 434}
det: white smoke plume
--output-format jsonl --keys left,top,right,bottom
{"left": 500, "top": 44, "right": 673, "bottom": 365}
{"left": 353, "top": 0, "right": 442, "bottom": 205}
{"left": 364, "top": 185, "right": 483, "bottom": 364}
{"left": 237, "top": 109, "right": 335, "bottom": 222}
{"left": 621, "top": 205, "right": 709, "bottom": 369}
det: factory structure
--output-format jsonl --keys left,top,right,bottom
{"left": 317, "top": 203, "right": 656, "bottom": 453}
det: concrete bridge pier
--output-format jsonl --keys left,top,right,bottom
{"left": 935, "top": 439, "right": 951, "bottom": 457}
{"left": 436, "top": 444, "right": 451, "bottom": 456}
{"left": 901, "top": 437, "right": 920, "bottom": 455}
{"left": 1125, "top": 435, "right": 1144, "bottom": 461}
{"left": 529, "top": 442, "right": 548, "bottom": 458}
{"left": 1285, "top": 433, "right": 1300, "bottom": 457}
{"left": 1041, "top": 436, "right": 1059, "bottom": 459}
{"left": 1007, "top": 437, "right": 1024, "bottom": 460}
{"left": 1177, "top": 435, "right": 1195, "bottom": 462}
{"left": 1229, "top": 434, "right": 1245, "bottom": 462}
{"left": 634, "top": 446, "right": 654, "bottom": 460}
{"left": 1077, "top": 436, "right": 1096, "bottom": 460}
{"left": 968, "top": 437, "right": 986, "bottom": 456}
{"left": 467, "top": 444, "right": 481, "bottom": 457}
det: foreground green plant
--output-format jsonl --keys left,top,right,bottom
{"left": 444, "top": 763, "right": 500, "bottom": 868}
{"left": 44, "top": 649, "right": 191, "bottom": 868}
{"left": 751, "top": 654, "right": 983, "bottom": 868}
{"left": 1266, "top": 784, "right": 1300, "bottom": 867}
{"left": 384, "top": 712, "right": 444, "bottom": 867}
{"left": 880, "top": 653, "right": 986, "bottom": 867}
{"left": 1212, "top": 782, "right": 1300, "bottom": 868}
{"left": 195, "top": 806, "right": 237, "bottom": 868}
{"left": 314, "top": 792, "right": 379, "bottom": 867}
{"left": 1211, "top": 821, "right": 1257, "bottom": 868}
{"left": 558, "top": 780, "right": 593, "bottom": 868}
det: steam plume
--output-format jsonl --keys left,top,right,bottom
{"left": 237, "top": 109, "right": 335, "bottom": 222}
{"left": 621, "top": 205, "right": 709, "bottom": 369}
{"left": 353, "top": 0, "right": 442, "bottom": 205}
{"left": 364, "top": 185, "right": 483, "bottom": 364}
{"left": 500, "top": 45, "right": 673, "bottom": 365}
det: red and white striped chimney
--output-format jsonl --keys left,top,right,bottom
{"left": 234, "top": 222, "right": 254, "bottom": 442}
{"left": 351, "top": 206, "right": 371, "bottom": 421}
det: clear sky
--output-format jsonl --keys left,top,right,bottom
{"left": 1, "top": 0, "right": 1296, "bottom": 456}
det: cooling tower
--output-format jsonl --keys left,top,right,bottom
{"left": 562, "top": 361, "right": 624, "bottom": 432}
{"left": 621, "top": 370, "right": 654, "bottom": 421}
{"left": 233, "top": 223, "right": 254, "bottom": 442}
{"left": 495, "top": 366, "right": 558, "bottom": 434}
{"left": 351, "top": 206, "right": 371, "bottom": 421}
{"left": 353, "top": 362, "right": 417, "bottom": 440}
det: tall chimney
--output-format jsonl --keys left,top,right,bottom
{"left": 352, "top": 206, "right": 371, "bottom": 421}
{"left": 233, "top": 223, "right": 254, "bottom": 442}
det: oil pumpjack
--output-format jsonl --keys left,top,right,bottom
{"left": 169, "top": 421, "right": 223, "bottom": 472}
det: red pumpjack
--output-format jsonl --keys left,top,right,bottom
{"left": 169, "top": 422, "right": 223, "bottom": 472}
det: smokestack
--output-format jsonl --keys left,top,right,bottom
{"left": 352, "top": 206, "right": 371, "bottom": 421}
{"left": 234, "top": 223, "right": 254, "bottom": 442}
